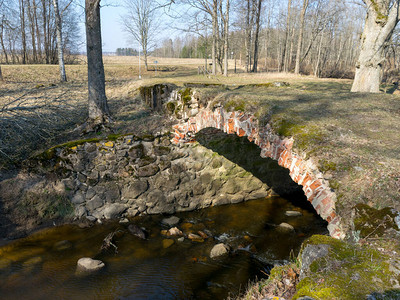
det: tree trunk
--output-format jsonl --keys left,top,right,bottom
{"left": 144, "top": 51, "right": 149, "bottom": 71}
{"left": 212, "top": 0, "right": 218, "bottom": 75}
{"left": 0, "top": 19, "right": 9, "bottom": 64}
{"left": 0, "top": 65, "right": 3, "bottom": 81}
{"left": 85, "top": 0, "right": 111, "bottom": 126}
{"left": 19, "top": 0, "right": 27, "bottom": 64}
{"left": 33, "top": 0, "right": 42, "bottom": 61}
{"left": 223, "top": 0, "right": 229, "bottom": 76}
{"left": 280, "top": 0, "right": 291, "bottom": 72}
{"left": 295, "top": 0, "right": 308, "bottom": 74}
{"left": 41, "top": 0, "right": 49, "bottom": 64}
{"left": 351, "top": 0, "right": 400, "bottom": 93}
{"left": 53, "top": 0, "right": 67, "bottom": 82}
{"left": 245, "top": 0, "right": 251, "bottom": 72}
{"left": 27, "top": 0, "right": 37, "bottom": 63}
{"left": 252, "top": 0, "right": 262, "bottom": 72}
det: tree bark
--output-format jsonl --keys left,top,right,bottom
{"left": 223, "top": 0, "right": 229, "bottom": 76}
{"left": 245, "top": 0, "right": 251, "bottom": 72}
{"left": 53, "top": 0, "right": 67, "bottom": 82}
{"left": 212, "top": 0, "right": 218, "bottom": 75}
{"left": 252, "top": 0, "right": 262, "bottom": 72}
{"left": 294, "top": 0, "right": 308, "bottom": 74}
{"left": 85, "top": 0, "right": 111, "bottom": 126}
{"left": 19, "top": 0, "right": 27, "bottom": 64}
{"left": 41, "top": 0, "right": 49, "bottom": 64}
{"left": 280, "top": 0, "right": 291, "bottom": 72}
{"left": 351, "top": 0, "right": 400, "bottom": 93}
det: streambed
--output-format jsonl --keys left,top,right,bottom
{"left": 0, "top": 196, "right": 327, "bottom": 299}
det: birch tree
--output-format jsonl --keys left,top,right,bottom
{"left": 351, "top": 0, "right": 400, "bottom": 93}
{"left": 52, "top": 0, "right": 67, "bottom": 82}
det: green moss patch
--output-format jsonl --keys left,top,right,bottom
{"left": 295, "top": 235, "right": 398, "bottom": 300}
{"left": 353, "top": 204, "right": 399, "bottom": 238}
{"left": 223, "top": 98, "right": 246, "bottom": 111}
{"left": 18, "top": 191, "right": 73, "bottom": 220}
{"left": 178, "top": 87, "right": 192, "bottom": 105}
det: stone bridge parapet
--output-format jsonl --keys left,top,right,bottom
{"left": 172, "top": 107, "right": 345, "bottom": 239}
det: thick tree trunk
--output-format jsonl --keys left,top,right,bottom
{"left": 85, "top": 0, "right": 111, "bottom": 126}
{"left": 53, "top": 0, "right": 67, "bottom": 82}
{"left": 351, "top": 0, "right": 400, "bottom": 93}
{"left": 295, "top": 0, "right": 308, "bottom": 74}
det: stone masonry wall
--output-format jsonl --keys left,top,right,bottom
{"left": 19, "top": 134, "right": 270, "bottom": 223}
{"left": 172, "top": 107, "right": 345, "bottom": 239}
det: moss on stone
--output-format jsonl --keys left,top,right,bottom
{"left": 294, "top": 235, "right": 397, "bottom": 300}
{"left": 224, "top": 98, "right": 246, "bottom": 112}
{"left": 166, "top": 101, "right": 176, "bottom": 113}
{"left": 178, "top": 87, "right": 192, "bottom": 105}
{"left": 18, "top": 191, "right": 73, "bottom": 220}
{"left": 36, "top": 138, "right": 101, "bottom": 161}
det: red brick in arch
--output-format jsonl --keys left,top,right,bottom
{"left": 172, "top": 107, "right": 345, "bottom": 239}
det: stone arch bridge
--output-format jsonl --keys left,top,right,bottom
{"left": 172, "top": 107, "right": 345, "bottom": 239}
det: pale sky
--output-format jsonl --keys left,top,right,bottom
{"left": 100, "top": 2, "right": 128, "bottom": 52}
{"left": 78, "top": 1, "right": 178, "bottom": 53}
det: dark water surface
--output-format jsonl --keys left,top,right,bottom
{"left": 0, "top": 197, "right": 327, "bottom": 300}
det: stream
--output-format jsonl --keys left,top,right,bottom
{"left": 0, "top": 196, "right": 327, "bottom": 299}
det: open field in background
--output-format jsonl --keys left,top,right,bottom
{"left": 1, "top": 57, "right": 400, "bottom": 220}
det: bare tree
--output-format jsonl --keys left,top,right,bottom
{"left": 294, "top": 0, "right": 309, "bottom": 74}
{"left": 52, "top": 0, "right": 67, "bottom": 82}
{"left": 19, "top": 0, "right": 27, "bottom": 64}
{"left": 252, "top": 0, "right": 262, "bottom": 72}
{"left": 85, "top": 0, "right": 111, "bottom": 129}
{"left": 351, "top": 0, "right": 400, "bottom": 93}
{"left": 121, "top": 0, "right": 159, "bottom": 71}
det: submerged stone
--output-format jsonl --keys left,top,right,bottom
{"left": 210, "top": 243, "right": 230, "bottom": 258}
{"left": 161, "top": 216, "right": 180, "bottom": 227}
{"left": 77, "top": 257, "right": 105, "bottom": 272}
{"left": 278, "top": 222, "right": 295, "bottom": 232}
{"left": 128, "top": 224, "right": 146, "bottom": 239}
{"left": 285, "top": 210, "right": 303, "bottom": 217}
{"left": 162, "top": 239, "right": 174, "bottom": 248}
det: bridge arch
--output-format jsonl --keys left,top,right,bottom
{"left": 172, "top": 107, "right": 345, "bottom": 239}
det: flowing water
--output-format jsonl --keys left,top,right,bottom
{"left": 0, "top": 197, "right": 327, "bottom": 300}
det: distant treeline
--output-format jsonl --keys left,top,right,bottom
{"left": 116, "top": 48, "right": 139, "bottom": 56}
